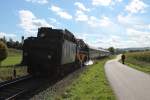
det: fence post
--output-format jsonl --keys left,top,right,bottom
{"left": 13, "top": 65, "right": 16, "bottom": 79}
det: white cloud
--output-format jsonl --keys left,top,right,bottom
{"left": 92, "top": 0, "right": 112, "bottom": 6}
{"left": 117, "top": 14, "right": 150, "bottom": 30}
{"left": 49, "top": 18, "right": 60, "bottom": 25}
{"left": 50, "top": 5, "right": 72, "bottom": 20}
{"left": 75, "top": 10, "right": 88, "bottom": 21}
{"left": 126, "top": 28, "right": 150, "bottom": 47}
{"left": 25, "top": 0, "right": 48, "bottom": 4}
{"left": 88, "top": 16, "right": 113, "bottom": 27}
{"left": 117, "top": 14, "right": 137, "bottom": 27}
{"left": 125, "top": 0, "right": 148, "bottom": 14}
{"left": 0, "top": 32, "right": 16, "bottom": 38}
{"left": 74, "top": 2, "right": 90, "bottom": 12}
{"left": 19, "top": 10, "right": 53, "bottom": 36}
{"left": 116, "top": 0, "right": 122, "bottom": 2}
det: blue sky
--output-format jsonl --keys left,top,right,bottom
{"left": 0, "top": 0, "right": 150, "bottom": 48}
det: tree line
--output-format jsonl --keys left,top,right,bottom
{"left": 0, "top": 36, "right": 23, "bottom": 50}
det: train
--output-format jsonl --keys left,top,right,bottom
{"left": 22, "top": 27, "right": 110, "bottom": 76}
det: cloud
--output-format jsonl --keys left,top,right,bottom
{"left": 117, "top": 14, "right": 150, "bottom": 31}
{"left": 88, "top": 16, "right": 113, "bottom": 27}
{"left": 75, "top": 9, "right": 113, "bottom": 28}
{"left": 92, "top": 0, "right": 112, "bottom": 6}
{"left": 19, "top": 10, "right": 53, "bottom": 36}
{"left": 50, "top": 5, "right": 72, "bottom": 20}
{"left": 25, "top": 0, "right": 48, "bottom": 4}
{"left": 0, "top": 32, "right": 17, "bottom": 40}
{"left": 117, "top": 14, "right": 137, "bottom": 27}
{"left": 92, "top": 35, "right": 126, "bottom": 48}
{"left": 116, "top": 0, "right": 122, "bottom": 2}
{"left": 49, "top": 18, "right": 61, "bottom": 25}
{"left": 75, "top": 10, "right": 88, "bottom": 21}
{"left": 125, "top": 0, "right": 148, "bottom": 14}
{"left": 126, "top": 28, "right": 150, "bottom": 47}
{"left": 74, "top": 2, "right": 90, "bottom": 12}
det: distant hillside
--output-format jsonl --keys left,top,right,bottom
{"left": 118, "top": 47, "right": 150, "bottom": 52}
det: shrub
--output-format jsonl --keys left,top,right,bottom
{"left": 0, "top": 40, "right": 8, "bottom": 66}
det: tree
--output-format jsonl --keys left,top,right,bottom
{"left": 108, "top": 47, "right": 115, "bottom": 54}
{"left": 0, "top": 41, "right": 8, "bottom": 66}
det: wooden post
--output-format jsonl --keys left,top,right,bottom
{"left": 13, "top": 66, "right": 16, "bottom": 78}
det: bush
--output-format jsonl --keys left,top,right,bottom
{"left": 0, "top": 41, "right": 8, "bottom": 66}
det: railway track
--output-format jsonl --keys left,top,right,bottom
{"left": 0, "top": 75, "right": 49, "bottom": 100}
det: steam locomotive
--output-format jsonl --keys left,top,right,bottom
{"left": 22, "top": 27, "right": 110, "bottom": 76}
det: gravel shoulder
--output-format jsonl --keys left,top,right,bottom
{"left": 30, "top": 66, "right": 87, "bottom": 100}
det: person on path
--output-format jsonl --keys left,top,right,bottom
{"left": 121, "top": 54, "right": 125, "bottom": 64}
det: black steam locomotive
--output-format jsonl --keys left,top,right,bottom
{"left": 22, "top": 27, "right": 110, "bottom": 76}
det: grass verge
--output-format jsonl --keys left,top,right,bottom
{"left": 54, "top": 57, "right": 116, "bottom": 100}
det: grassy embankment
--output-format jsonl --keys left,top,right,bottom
{"left": 52, "top": 57, "right": 116, "bottom": 100}
{"left": 0, "top": 48, "right": 27, "bottom": 81}
{"left": 125, "top": 51, "right": 150, "bottom": 74}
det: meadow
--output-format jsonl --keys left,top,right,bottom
{"left": 125, "top": 51, "right": 150, "bottom": 74}
{"left": 0, "top": 48, "right": 27, "bottom": 81}
{"left": 1, "top": 48, "right": 22, "bottom": 66}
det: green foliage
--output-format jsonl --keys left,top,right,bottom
{"left": 0, "top": 41, "right": 8, "bottom": 65}
{"left": 108, "top": 47, "right": 115, "bottom": 54}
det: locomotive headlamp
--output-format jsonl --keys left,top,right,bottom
{"left": 48, "top": 55, "right": 51, "bottom": 59}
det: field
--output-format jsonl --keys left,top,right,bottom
{"left": 1, "top": 48, "right": 22, "bottom": 66}
{"left": 51, "top": 57, "right": 116, "bottom": 100}
{"left": 125, "top": 51, "right": 150, "bottom": 74}
{"left": 0, "top": 48, "right": 27, "bottom": 81}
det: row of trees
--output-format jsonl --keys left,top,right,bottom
{"left": 0, "top": 37, "right": 23, "bottom": 66}
{"left": 0, "top": 37, "right": 23, "bottom": 50}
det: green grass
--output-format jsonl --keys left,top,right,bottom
{"left": 54, "top": 57, "right": 116, "bottom": 100}
{"left": 125, "top": 51, "right": 150, "bottom": 74}
{"left": 0, "top": 48, "right": 27, "bottom": 81}
{"left": 0, "top": 66, "right": 27, "bottom": 81}
{"left": 1, "top": 48, "right": 22, "bottom": 66}
{"left": 1, "top": 56, "right": 22, "bottom": 66}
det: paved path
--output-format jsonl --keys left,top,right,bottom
{"left": 105, "top": 55, "right": 150, "bottom": 100}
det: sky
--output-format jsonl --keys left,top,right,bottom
{"left": 0, "top": 0, "right": 150, "bottom": 48}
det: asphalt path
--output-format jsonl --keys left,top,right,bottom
{"left": 105, "top": 55, "right": 150, "bottom": 100}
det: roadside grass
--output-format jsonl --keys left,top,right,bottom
{"left": 124, "top": 51, "right": 150, "bottom": 74}
{"left": 54, "top": 57, "right": 116, "bottom": 100}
